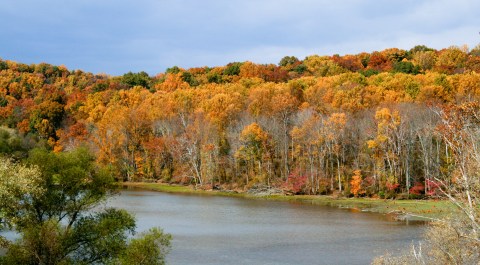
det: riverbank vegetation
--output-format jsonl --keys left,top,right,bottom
{"left": 373, "top": 93, "right": 480, "bottom": 263}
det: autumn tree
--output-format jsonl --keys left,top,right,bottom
{"left": 367, "top": 108, "right": 403, "bottom": 193}
{"left": 332, "top": 54, "right": 364, "bottom": 72}
{"left": 436, "top": 102, "right": 480, "bottom": 230}
{"left": 373, "top": 102, "right": 480, "bottom": 264}
{"left": 323, "top": 112, "right": 348, "bottom": 192}
{"left": 236, "top": 122, "right": 272, "bottom": 186}
{"left": 291, "top": 110, "right": 327, "bottom": 194}
{"left": 367, "top": 51, "right": 392, "bottom": 72}
{"left": 435, "top": 46, "right": 468, "bottom": 74}
{"left": 350, "top": 170, "right": 364, "bottom": 197}
{"left": 412, "top": 50, "right": 436, "bottom": 71}
{"left": 2, "top": 45, "right": 480, "bottom": 199}
{"left": 304, "top": 55, "right": 347, "bottom": 77}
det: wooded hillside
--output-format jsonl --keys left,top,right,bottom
{"left": 1, "top": 44, "right": 480, "bottom": 197}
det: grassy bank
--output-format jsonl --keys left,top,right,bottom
{"left": 121, "top": 182, "right": 455, "bottom": 221}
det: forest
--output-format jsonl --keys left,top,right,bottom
{"left": 1, "top": 44, "right": 480, "bottom": 198}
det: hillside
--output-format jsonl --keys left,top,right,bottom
{"left": 1, "top": 44, "right": 480, "bottom": 198}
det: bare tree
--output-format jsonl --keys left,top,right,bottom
{"left": 373, "top": 102, "right": 480, "bottom": 264}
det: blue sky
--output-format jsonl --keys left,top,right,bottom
{"left": 1, "top": 0, "right": 479, "bottom": 76}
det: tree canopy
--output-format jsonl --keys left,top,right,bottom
{"left": 0, "top": 147, "right": 171, "bottom": 265}
{"left": 1, "top": 44, "right": 480, "bottom": 198}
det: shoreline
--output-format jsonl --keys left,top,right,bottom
{"left": 120, "top": 182, "right": 454, "bottom": 222}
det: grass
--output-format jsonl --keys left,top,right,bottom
{"left": 120, "top": 182, "right": 456, "bottom": 220}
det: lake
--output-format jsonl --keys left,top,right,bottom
{"left": 106, "top": 189, "right": 425, "bottom": 265}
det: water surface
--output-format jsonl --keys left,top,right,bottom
{"left": 107, "top": 189, "right": 425, "bottom": 265}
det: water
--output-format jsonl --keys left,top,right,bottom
{"left": 106, "top": 189, "right": 425, "bottom": 265}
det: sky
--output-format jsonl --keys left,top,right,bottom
{"left": 1, "top": 0, "right": 479, "bottom": 76}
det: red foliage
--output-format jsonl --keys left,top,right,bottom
{"left": 282, "top": 171, "right": 308, "bottom": 194}
{"left": 259, "top": 64, "right": 289, "bottom": 82}
{"left": 332, "top": 54, "right": 364, "bottom": 72}
{"left": 409, "top": 182, "right": 425, "bottom": 195}
{"left": 425, "top": 179, "right": 441, "bottom": 196}
{"left": 363, "top": 176, "right": 375, "bottom": 187}
{"left": 385, "top": 182, "right": 400, "bottom": 191}
{"left": 368, "top": 52, "right": 392, "bottom": 71}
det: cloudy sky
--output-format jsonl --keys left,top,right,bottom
{"left": 1, "top": 0, "right": 479, "bottom": 76}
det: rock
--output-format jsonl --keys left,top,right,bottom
{"left": 247, "top": 185, "right": 283, "bottom": 196}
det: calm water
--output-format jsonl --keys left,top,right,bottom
{"left": 106, "top": 189, "right": 425, "bottom": 265}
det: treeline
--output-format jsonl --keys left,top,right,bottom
{"left": 1, "top": 44, "right": 480, "bottom": 197}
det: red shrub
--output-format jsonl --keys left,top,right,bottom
{"left": 386, "top": 182, "right": 400, "bottom": 191}
{"left": 409, "top": 182, "right": 425, "bottom": 195}
{"left": 282, "top": 171, "right": 308, "bottom": 194}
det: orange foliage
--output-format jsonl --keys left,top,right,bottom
{"left": 1, "top": 45, "right": 480, "bottom": 194}
{"left": 350, "top": 170, "right": 364, "bottom": 197}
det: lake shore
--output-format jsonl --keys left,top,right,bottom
{"left": 121, "top": 182, "right": 454, "bottom": 221}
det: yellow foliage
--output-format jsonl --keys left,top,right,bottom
{"left": 367, "top": 140, "right": 378, "bottom": 149}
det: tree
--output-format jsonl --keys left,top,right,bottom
{"left": 350, "top": 170, "right": 364, "bottom": 197}
{"left": 324, "top": 113, "right": 347, "bottom": 192}
{"left": 466, "top": 55, "right": 480, "bottom": 73}
{"left": 0, "top": 147, "right": 171, "bottom": 264}
{"left": 367, "top": 51, "right": 392, "bottom": 72}
{"left": 0, "top": 127, "right": 31, "bottom": 159}
{"left": 279, "top": 56, "right": 299, "bottom": 67}
{"left": 408, "top": 45, "right": 435, "bottom": 56}
{"left": 412, "top": 50, "right": 436, "bottom": 71}
{"left": 223, "top": 62, "right": 242, "bottom": 76}
{"left": 181, "top": 71, "right": 199, "bottom": 87}
{"left": 332, "top": 54, "right": 364, "bottom": 72}
{"left": 373, "top": 102, "right": 480, "bottom": 264}
{"left": 121, "top": 71, "right": 151, "bottom": 89}
{"left": 291, "top": 110, "right": 328, "bottom": 194}
{"left": 116, "top": 228, "right": 172, "bottom": 265}
{"left": 29, "top": 100, "right": 65, "bottom": 141}
{"left": 236, "top": 122, "right": 272, "bottom": 185}
{"left": 271, "top": 90, "right": 299, "bottom": 180}
{"left": 435, "top": 46, "right": 468, "bottom": 74}
{"left": 436, "top": 102, "right": 480, "bottom": 232}
{"left": 0, "top": 158, "right": 43, "bottom": 240}
{"left": 393, "top": 61, "right": 420, "bottom": 74}
{"left": 155, "top": 72, "right": 190, "bottom": 92}
{"left": 303, "top": 55, "right": 347, "bottom": 76}
{"left": 367, "top": 108, "right": 402, "bottom": 193}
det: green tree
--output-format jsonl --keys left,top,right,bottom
{"left": 0, "top": 128, "right": 30, "bottom": 159}
{"left": 393, "top": 61, "right": 420, "bottom": 74}
{"left": 121, "top": 71, "right": 151, "bottom": 88}
{"left": 0, "top": 147, "right": 171, "bottom": 264}
{"left": 279, "top": 56, "right": 299, "bottom": 67}
{"left": 407, "top": 45, "right": 435, "bottom": 59}
{"left": 117, "top": 228, "right": 172, "bottom": 265}
{"left": 0, "top": 60, "right": 8, "bottom": 71}
{"left": 0, "top": 158, "right": 43, "bottom": 241}
{"left": 223, "top": 62, "right": 242, "bottom": 76}
{"left": 165, "top": 66, "right": 180, "bottom": 74}
{"left": 181, "top": 72, "right": 199, "bottom": 87}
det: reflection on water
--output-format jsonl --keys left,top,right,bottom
{"left": 106, "top": 189, "right": 426, "bottom": 265}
